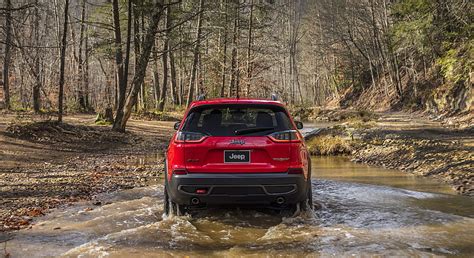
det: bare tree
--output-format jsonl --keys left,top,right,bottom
{"left": 186, "top": 0, "right": 205, "bottom": 106}
{"left": 58, "top": 0, "right": 69, "bottom": 122}
{"left": 220, "top": 0, "right": 229, "bottom": 97}
{"left": 168, "top": 3, "right": 178, "bottom": 105}
{"left": 158, "top": 2, "right": 171, "bottom": 111}
{"left": 77, "top": 0, "right": 90, "bottom": 111}
{"left": 245, "top": 0, "right": 253, "bottom": 97}
{"left": 2, "top": 0, "right": 12, "bottom": 110}
{"left": 111, "top": 0, "right": 127, "bottom": 130}
{"left": 114, "top": 1, "right": 164, "bottom": 131}
{"left": 228, "top": 0, "right": 239, "bottom": 98}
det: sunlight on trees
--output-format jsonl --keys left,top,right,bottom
{"left": 0, "top": 0, "right": 471, "bottom": 129}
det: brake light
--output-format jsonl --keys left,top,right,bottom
{"left": 196, "top": 189, "right": 207, "bottom": 194}
{"left": 175, "top": 131, "right": 207, "bottom": 143}
{"left": 268, "top": 130, "right": 301, "bottom": 143}
{"left": 173, "top": 169, "right": 188, "bottom": 175}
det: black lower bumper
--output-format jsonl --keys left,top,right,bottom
{"left": 167, "top": 173, "right": 308, "bottom": 206}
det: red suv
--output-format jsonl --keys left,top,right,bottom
{"left": 164, "top": 98, "right": 312, "bottom": 215}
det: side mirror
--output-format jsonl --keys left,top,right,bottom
{"left": 295, "top": 121, "right": 303, "bottom": 130}
{"left": 174, "top": 122, "right": 181, "bottom": 130}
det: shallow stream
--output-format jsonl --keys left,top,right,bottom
{"left": 6, "top": 155, "right": 474, "bottom": 257}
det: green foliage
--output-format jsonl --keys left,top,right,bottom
{"left": 9, "top": 95, "right": 28, "bottom": 111}
{"left": 95, "top": 119, "right": 113, "bottom": 126}
{"left": 436, "top": 43, "right": 473, "bottom": 83}
{"left": 391, "top": 0, "right": 433, "bottom": 55}
{"left": 66, "top": 99, "right": 83, "bottom": 113}
{"left": 392, "top": 0, "right": 472, "bottom": 57}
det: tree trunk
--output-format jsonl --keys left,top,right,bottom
{"left": 77, "top": 0, "right": 86, "bottom": 111}
{"left": 153, "top": 71, "right": 160, "bottom": 109}
{"left": 245, "top": 0, "right": 253, "bottom": 97}
{"left": 84, "top": 21, "right": 90, "bottom": 109}
{"left": 133, "top": 2, "right": 144, "bottom": 110}
{"left": 33, "top": 0, "right": 41, "bottom": 113}
{"left": 112, "top": 0, "right": 127, "bottom": 130}
{"left": 58, "top": 0, "right": 69, "bottom": 122}
{"left": 178, "top": 32, "right": 184, "bottom": 105}
{"left": 168, "top": 2, "right": 178, "bottom": 106}
{"left": 220, "top": 0, "right": 228, "bottom": 97}
{"left": 229, "top": 0, "right": 239, "bottom": 98}
{"left": 2, "top": 0, "right": 12, "bottom": 110}
{"left": 114, "top": 2, "right": 164, "bottom": 132}
{"left": 152, "top": 48, "right": 160, "bottom": 109}
{"left": 158, "top": 3, "right": 171, "bottom": 111}
{"left": 123, "top": 0, "right": 133, "bottom": 90}
{"left": 186, "top": 0, "right": 205, "bottom": 106}
{"left": 289, "top": 0, "right": 303, "bottom": 104}
{"left": 169, "top": 48, "right": 178, "bottom": 105}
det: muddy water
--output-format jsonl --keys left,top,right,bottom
{"left": 6, "top": 157, "right": 474, "bottom": 257}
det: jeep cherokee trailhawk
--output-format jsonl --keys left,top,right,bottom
{"left": 164, "top": 98, "right": 312, "bottom": 215}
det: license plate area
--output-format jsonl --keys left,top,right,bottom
{"left": 224, "top": 150, "right": 250, "bottom": 163}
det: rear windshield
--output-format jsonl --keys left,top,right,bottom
{"left": 182, "top": 104, "right": 293, "bottom": 136}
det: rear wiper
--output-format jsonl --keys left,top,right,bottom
{"left": 235, "top": 127, "right": 275, "bottom": 135}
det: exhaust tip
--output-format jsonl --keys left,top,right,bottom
{"left": 191, "top": 198, "right": 200, "bottom": 205}
{"left": 276, "top": 197, "right": 285, "bottom": 205}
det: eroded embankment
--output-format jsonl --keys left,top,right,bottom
{"left": 305, "top": 111, "right": 473, "bottom": 196}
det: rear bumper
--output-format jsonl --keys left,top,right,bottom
{"left": 167, "top": 173, "right": 308, "bottom": 206}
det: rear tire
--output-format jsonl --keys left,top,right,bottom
{"left": 302, "top": 161, "right": 313, "bottom": 211}
{"left": 164, "top": 179, "right": 186, "bottom": 216}
{"left": 176, "top": 203, "right": 186, "bottom": 216}
{"left": 164, "top": 185, "right": 170, "bottom": 216}
{"left": 287, "top": 179, "right": 313, "bottom": 215}
{"left": 301, "top": 181, "right": 313, "bottom": 211}
{"left": 281, "top": 174, "right": 313, "bottom": 216}
{"left": 164, "top": 159, "right": 171, "bottom": 216}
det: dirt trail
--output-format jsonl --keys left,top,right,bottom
{"left": 0, "top": 113, "right": 174, "bottom": 232}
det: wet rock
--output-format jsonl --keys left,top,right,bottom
{"left": 92, "top": 201, "right": 102, "bottom": 206}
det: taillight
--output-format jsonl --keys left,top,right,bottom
{"left": 268, "top": 130, "right": 301, "bottom": 143}
{"left": 175, "top": 131, "right": 207, "bottom": 143}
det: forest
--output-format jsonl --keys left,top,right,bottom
{"left": 1, "top": 0, "right": 474, "bottom": 255}
{"left": 0, "top": 0, "right": 471, "bottom": 131}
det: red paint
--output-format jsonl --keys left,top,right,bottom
{"left": 166, "top": 98, "right": 309, "bottom": 181}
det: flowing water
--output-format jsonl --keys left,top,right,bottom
{"left": 5, "top": 156, "right": 474, "bottom": 257}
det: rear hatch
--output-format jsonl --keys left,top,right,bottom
{"left": 178, "top": 104, "right": 296, "bottom": 173}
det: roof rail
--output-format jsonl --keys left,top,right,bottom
{"left": 271, "top": 93, "right": 279, "bottom": 101}
{"left": 196, "top": 94, "right": 206, "bottom": 101}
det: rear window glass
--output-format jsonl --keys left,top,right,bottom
{"left": 182, "top": 104, "right": 293, "bottom": 136}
